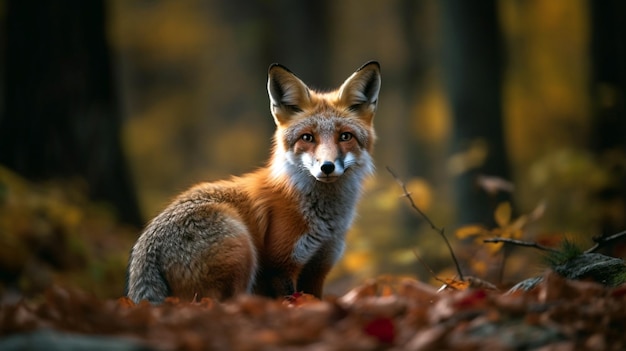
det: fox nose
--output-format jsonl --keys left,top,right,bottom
{"left": 320, "top": 161, "right": 335, "bottom": 175}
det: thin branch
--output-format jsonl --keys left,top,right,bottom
{"left": 484, "top": 229, "right": 626, "bottom": 255}
{"left": 387, "top": 166, "right": 464, "bottom": 281}
{"left": 413, "top": 249, "right": 449, "bottom": 286}
{"left": 483, "top": 237, "right": 559, "bottom": 253}
{"left": 586, "top": 229, "right": 626, "bottom": 254}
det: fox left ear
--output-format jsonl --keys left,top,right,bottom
{"left": 267, "top": 63, "right": 311, "bottom": 125}
{"left": 338, "top": 61, "right": 381, "bottom": 120}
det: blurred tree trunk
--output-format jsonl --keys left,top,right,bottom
{"left": 260, "top": 0, "right": 331, "bottom": 87}
{"left": 590, "top": 0, "right": 626, "bottom": 238}
{"left": 397, "top": 0, "right": 439, "bottom": 232}
{"left": 0, "top": 0, "right": 142, "bottom": 226}
{"left": 399, "top": 0, "right": 431, "bottom": 177}
{"left": 440, "top": 0, "right": 512, "bottom": 226}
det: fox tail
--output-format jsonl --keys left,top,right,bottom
{"left": 126, "top": 247, "right": 170, "bottom": 304}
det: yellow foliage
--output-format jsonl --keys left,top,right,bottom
{"left": 469, "top": 260, "right": 488, "bottom": 277}
{"left": 494, "top": 202, "right": 512, "bottom": 228}
{"left": 405, "top": 177, "right": 432, "bottom": 212}
{"left": 411, "top": 80, "right": 451, "bottom": 144}
{"left": 212, "top": 126, "right": 268, "bottom": 173}
{"left": 458, "top": 202, "right": 528, "bottom": 237}
{"left": 447, "top": 139, "right": 488, "bottom": 175}
{"left": 455, "top": 225, "right": 488, "bottom": 239}
{"left": 0, "top": 166, "right": 136, "bottom": 298}
{"left": 369, "top": 182, "right": 404, "bottom": 212}
{"left": 390, "top": 249, "right": 419, "bottom": 266}
{"left": 342, "top": 251, "right": 374, "bottom": 274}
{"left": 484, "top": 234, "right": 504, "bottom": 255}
{"left": 109, "top": 0, "right": 213, "bottom": 58}
{"left": 455, "top": 201, "right": 539, "bottom": 266}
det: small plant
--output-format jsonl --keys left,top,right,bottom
{"left": 543, "top": 238, "right": 583, "bottom": 267}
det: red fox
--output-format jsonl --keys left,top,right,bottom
{"left": 126, "top": 61, "right": 381, "bottom": 303}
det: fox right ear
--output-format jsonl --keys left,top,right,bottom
{"left": 337, "top": 61, "right": 381, "bottom": 120}
{"left": 267, "top": 63, "right": 311, "bottom": 125}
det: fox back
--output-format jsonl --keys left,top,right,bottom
{"left": 127, "top": 61, "right": 381, "bottom": 303}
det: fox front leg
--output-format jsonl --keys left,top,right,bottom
{"left": 296, "top": 241, "right": 344, "bottom": 298}
{"left": 253, "top": 268, "right": 296, "bottom": 298}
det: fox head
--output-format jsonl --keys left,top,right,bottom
{"left": 267, "top": 61, "right": 380, "bottom": 185}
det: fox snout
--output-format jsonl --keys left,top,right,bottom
{"left": 313, "top": 158, "right": 344, "bottom": 182}
{"left": 306, "top": 151, "right": 357, "bottom": 183}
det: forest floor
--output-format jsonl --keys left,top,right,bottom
{"left": 2, "top": 271, "right": 626, "bottom": 351}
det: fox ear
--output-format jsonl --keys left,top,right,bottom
{"left": 267, "top": 63, "right": 311, "bottom": 125}
{"left": 338, "top": 61, "right": 381, "bottom": 120}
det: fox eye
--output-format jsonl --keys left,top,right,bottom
{"left": 301, "top": 133, "right": 314, "bottom": 142}
{"left": 339, "top": 132, "right": 353, "bottom": 141}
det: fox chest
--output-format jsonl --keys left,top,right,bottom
{"left": 287, "top": 199, "right": 356, "bottom": 265}
{"left": 261, "top": 199, "right": 355, "bottom": 267}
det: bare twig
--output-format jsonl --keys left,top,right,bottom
{"left": 586, "top": 229, "right": 626, "bottom": 254}
{"left": 483, "top": 237, "right": 559, "bottom": 253}
{"left": 413, "top": 249, "right": 449, "bottom": 286}
{"left": 484, "top": 229, "right": 626, "bottom": 255}
{"left": 387, "top": 166, "right": 464, "bottom": 280}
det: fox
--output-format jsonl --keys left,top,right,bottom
{"left": 126, "top": 61, "right": 381, "bottom": 304}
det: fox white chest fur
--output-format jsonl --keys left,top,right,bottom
{"left": 126, "top": 61, "right": 381, "bottom": 303}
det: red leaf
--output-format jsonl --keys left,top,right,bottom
{"left": 453, "top": 289, "right": 488, "bottom": 309}
{"left": 363, "top": 317, "right": 395, "bottom": 344}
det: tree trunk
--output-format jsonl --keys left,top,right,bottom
{"left": 589, "top": 0, "right": 626, "bottom": 240}
{"left": 260, "top": 0, "right": 331, "bottom": 87}
{"left": 0, "top": 0, "right": 142, "bottom": 225}
{"left": 440, "top": 0, "right": 512, "bottom": 226}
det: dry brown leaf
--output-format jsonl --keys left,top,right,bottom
{"left": 3, "top": 278, "right": 626, "bottom": 350}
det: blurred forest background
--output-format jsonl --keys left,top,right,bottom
{"left": 0, "top": 0, "right": 625, "bottom": 300}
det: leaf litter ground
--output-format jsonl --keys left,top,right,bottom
{"left": 2, "top": 271, "right": 626, "bottom": 350}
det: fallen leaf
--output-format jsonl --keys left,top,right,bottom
{"left": 363, "top": 317, "right": 395, "bottom": 344}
